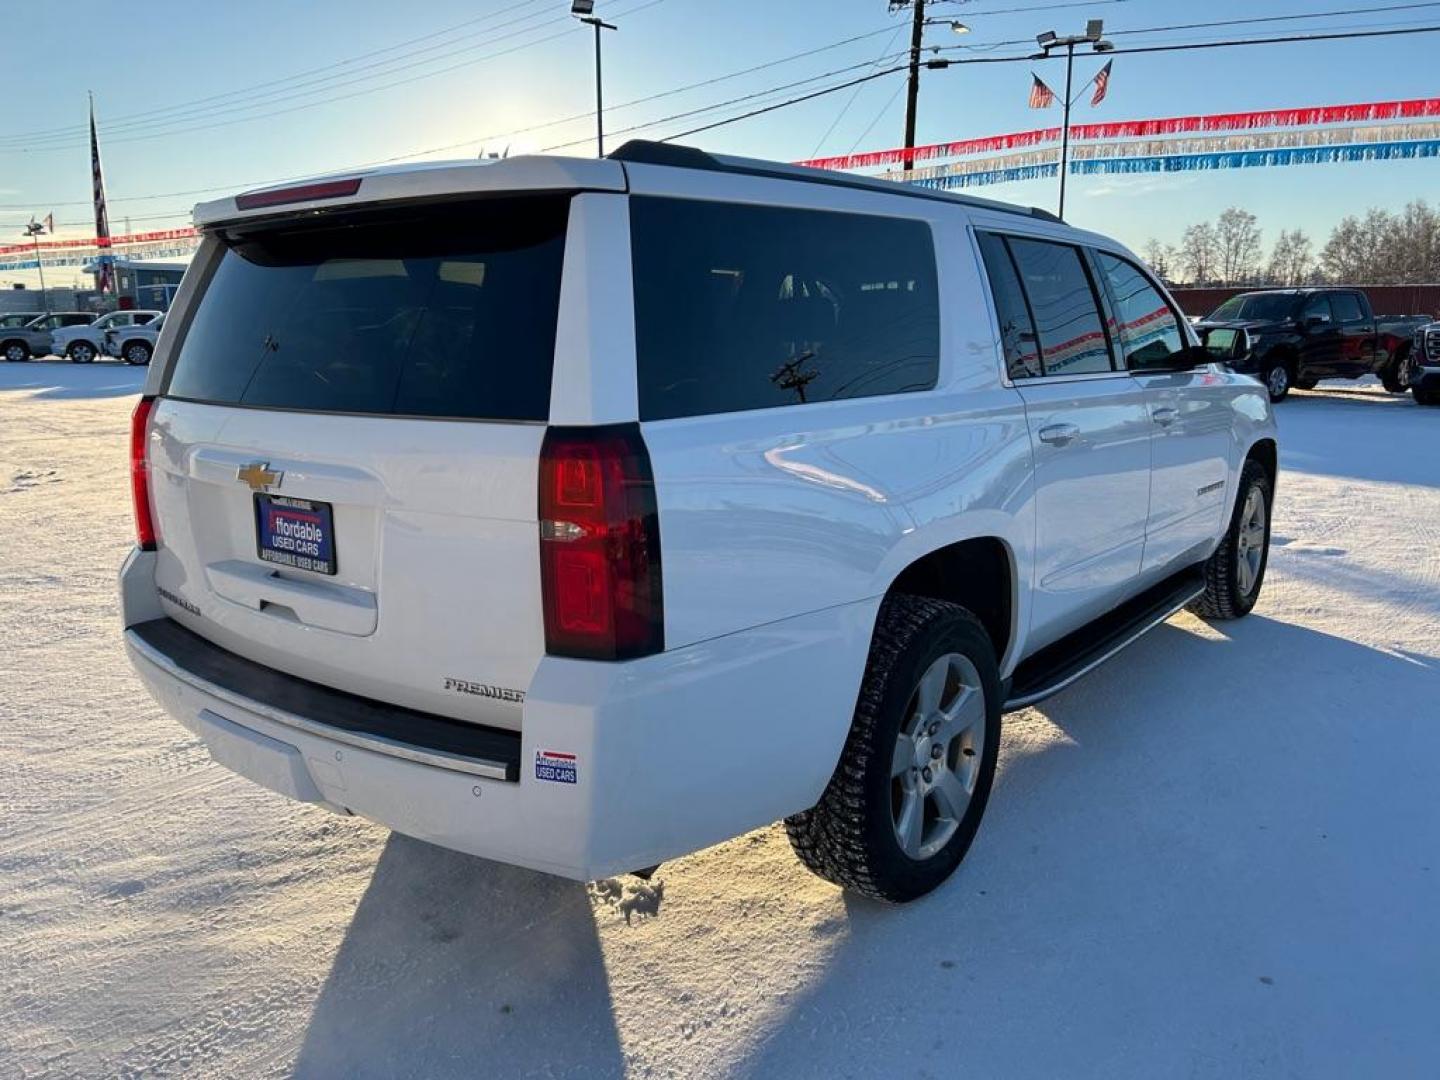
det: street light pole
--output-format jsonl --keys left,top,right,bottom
{"left": 1035, "top": 21, "right": 1113, "bottom": 220}
{"left": 1059, "top": 42, "right": 1075, "bottom": 220}
{"left": 24, "top": 221, "right": 49, "bottom": 313}
{"left": 572, "top": 2, "right": 616, "bottom": 158}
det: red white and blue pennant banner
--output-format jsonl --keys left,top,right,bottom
{"left": 797, "top": 96, "right": 1440, "bottom": 172}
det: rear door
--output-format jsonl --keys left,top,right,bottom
{"left": 1329, "top": 290, "right": 1377, "bottom": 375}
{"left": 976, "top": 231, "right": 1152, "bottom": 650}
{"left": 148, "top": 195, "right": 574, "bottom": 731}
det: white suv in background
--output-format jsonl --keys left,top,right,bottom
{"left": 120, "top": 144, "right": 1277, "bottom": 902}
{"left": 104, "top": 313, "right": 166, "bottom": 365}
{"left": 53, "top": 309, "right": 161, "bottom": 363}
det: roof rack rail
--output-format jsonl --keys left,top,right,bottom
{"left": 608, "top": 139, "right": 1059, "bottom": 222}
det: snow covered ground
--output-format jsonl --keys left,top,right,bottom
{"left": 2, "top": 361, "right": 1437, "bottom": 1079}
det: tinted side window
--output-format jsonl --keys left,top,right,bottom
{"left": 167, "top": 196, "right": 569, "bottom": 420}
{"left": 631, "top": 198, "right": 940, "bottom": 420}
{"left": 1006, "top": 238, "right": 1113, "bottom": 376}
{"left": 1301, "top": 295, "right": 1333, "bottom": 323}
{"left": 1095, "top": 252, "right": 1185, "bottom": 370}
{"left": 976, "top": 232, "right": 1041, "bottom": 380}
{"left": 1331, "top": 293, "right": 1364, "bottom": 322}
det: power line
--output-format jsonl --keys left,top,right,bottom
{"left": 0, "top": 1, "right": 661, "bottom": 153}
{"left": 0, "top": 0, "right": 555, "bottom": 146}
{"left": 10, "top": 16, "right": 1440, "bottom": 222}
{"left": 650, "top": 24, "right": 1440, "bottom": 145}
{"left": 541, "top": 57, "right": 913, "bottom": 152}
{"left": 810, "top": 26, "right": 908, "bottom": 157}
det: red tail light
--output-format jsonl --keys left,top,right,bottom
{"left": 130, "top": 395, "right": 157, "bottom": 550}
{"left": 539, "top": 425, "right": 663, "bottom": 660}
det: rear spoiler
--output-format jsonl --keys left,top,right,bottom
{"left": 193, "top": 155, "right": 626, "bottom": 230}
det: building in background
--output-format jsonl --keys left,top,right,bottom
{"left": 81, "top": 256, "right": 188, "bottom": 310}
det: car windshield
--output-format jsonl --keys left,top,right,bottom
{"left": 0, "top": 313, "right": 39, "bottom": 328}
{"left": 1209, "top": 294, "right": 1299, "bottom": 321}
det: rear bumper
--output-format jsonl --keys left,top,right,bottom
{"left": 120, "top": 548, "right": 877, "bottom": 880}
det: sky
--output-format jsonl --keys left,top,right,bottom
{"left": 2, "top": 0, "right": 1439, "bottom": 290}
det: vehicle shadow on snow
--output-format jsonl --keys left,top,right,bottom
{"left": 1279, "top": 389, "right": 1440, "bottom": 489}
{"left": 737, "top": 615, "right": 1438, "bottom": 1078}
{"left": 0, "top": 359, "right": 146, "bottom": 400}
{"left": 291, "top": 834, "right": 624, "bottom": 1079}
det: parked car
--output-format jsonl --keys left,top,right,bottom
{"left": 119, "top": 143, "right": 1278, "bottom": 902}
{"left": 0, "top": 311, "right": 43, "bottom": 330}
{"left": 1197, "top": 287, "right": 1414, "bottom": 401}
{"left": 1405, "top": 321, "right": 1440, "bottom": 405}
{"left": 53, "top": 309, "right": 161, "bottom": 363}
{"left": 0, "top": 311, "right": 94, "bottom": 361}
{"left": 104, "top": 313, "right": 165, "bottom": 365}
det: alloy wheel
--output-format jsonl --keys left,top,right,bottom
{"left": 1235, "top": 485, "right": 1267, "bottom": 597}
{"left": 890, "top": 652, "right": 986, "bottom": 861}
{"left": 1267, "top": 366, "right": 1289, "bottom": 398}
{"left": 4, "top": 344, "right": 25, "bottom": 362}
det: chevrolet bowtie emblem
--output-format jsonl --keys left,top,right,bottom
{"left": 236, "top": 462, "right": 283, "bottom": 492}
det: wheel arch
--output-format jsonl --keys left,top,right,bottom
{"left": 1245, "top": 436, "right": 1278, "bottom": 491}
{"left": 880, "top": 534, "right": 1018, "bottom": 675}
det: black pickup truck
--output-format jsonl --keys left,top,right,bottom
{"left": 1196, "top": 287, "right": 1419, "bottom": 402}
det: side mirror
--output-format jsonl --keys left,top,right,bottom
{"left": 1197, "top": 327, "right": 1246, "bottom": 362}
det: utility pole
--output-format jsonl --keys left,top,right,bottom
{"left": 902, "top": 0, "right": 926, "bottom": 174}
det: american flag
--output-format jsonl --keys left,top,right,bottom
{"left": 1028, "top": 74, "right": 1056, "bottom": 109}
{"left": 89, "top": 96, "right": 114, "bottom": 294}
{"left": 1091, "top": 60, "right": 1113, "bottom": 107}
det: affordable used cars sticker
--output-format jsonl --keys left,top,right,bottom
{"left": 535, "top": 750, "right": 577, "bottom": 785}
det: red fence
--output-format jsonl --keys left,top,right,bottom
{"left": 1171, "top": 284, "right": 1440, "bottom": 319}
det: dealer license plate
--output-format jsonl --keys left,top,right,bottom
{"left": 254, "top": 494, "right": 337, "bottom": 575}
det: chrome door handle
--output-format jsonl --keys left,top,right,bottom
{"left": 1037, "top": 423, "right": 1080, "bottom": 446}
{"left": 1152, "top": 406, "right": 1179, "bottom": 426}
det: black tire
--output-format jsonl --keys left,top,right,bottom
{"left": 1381, "top": 354, "right": 1407, "bottom": 393}
{"left": 1263, "top": 361, "right": 1292, "bottom": 402}
{"left": 67, "top": 341, "right": 96, "bottom": 364}
{"left": 2, "top": 340, "right": 28, "bottom": 363}
{"left": 785, "top": 594, "right": 1002, "bottom": 903}
{"left": 123, "top": 341, "right": 152, "bottom": 366}
{"left": 1189, "top": 459, "right": 1272, "bottom": 620}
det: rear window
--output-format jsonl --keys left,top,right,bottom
{"left": 630, "top": 197, "right": 940, "bottom": 420}
{"left": 166, "top": 196, "right": 569, "bottom": 420}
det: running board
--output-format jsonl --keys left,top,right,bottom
{"left": 1003, "top": 565, "right": 1206, "bottom": 711}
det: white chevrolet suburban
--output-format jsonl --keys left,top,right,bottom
{"left": 120, "top": 143, "right": 1278, "bottom": 902}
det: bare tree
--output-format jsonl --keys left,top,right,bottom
{"left": 1267, "top": 229, "right": 1313, "bottom": 286}
{"left": 1216, "top": 207, "right": 1263, "bottom": 285}
{"left": 1321, "top": 209, "right": 1392, "bottom": 282}
{"left": 1142, "top": 238, "right": 1176, "bottom": 280}
{"left": 1179, "top": 222, "right": 1219, "bottom": 285}
{"left": 1384, "top": 200, "right": 1440, "bottom": 283}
